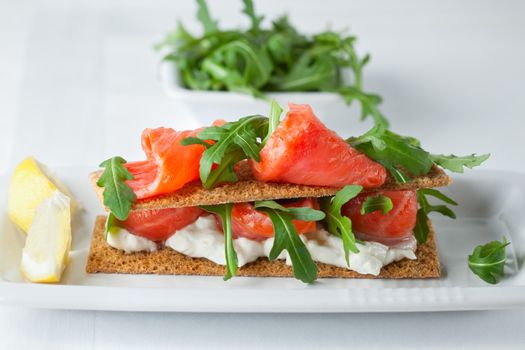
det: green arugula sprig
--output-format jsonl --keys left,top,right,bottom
{"left": 97, "top": 157, "right": 137, "bottom": 221}
{"left": 254, "top": 200, "right": 325, "bottom": 283}
{"left": 200, "top": 203, "right": 238, "bottom": 280}
{"left": 182, "top": 100, "right": 283, "bottom": 190}
{"left": 348, "top": 124, "right": 490, "bottom": 182}
{"left": 348, "top": 125, "right": 433, "bottom": 182}
{"left": 264, "top": 99, "right": 283, "bottom": 144}
{"left": 431, "top": 154, "right": 490, "bottom": 173}
{"left": 468, "top": 238, "right": 510, "bottom": 284}
{"left": 414, "top": 188, "right": 458, "bottom": 244}
{"left": 181, "top": 115, "right": 269, "bottom": 189}
{"left": 157, "top": 0, "right": 386, "bottom": 126}
{"left": 104, "top": 213, "right": 119, "bottom": 239}
{"left": 360, "top": 194, "right": 393, "bottom": 215}
{"left": 319, "top": 185, "right": 363, "bottom": 265}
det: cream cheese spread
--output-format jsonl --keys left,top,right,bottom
{"left": 107, "top": 215, "right": 417, "bottom": 276}
{"left": 106, "top": 228, "right": 157, "bottom": 254}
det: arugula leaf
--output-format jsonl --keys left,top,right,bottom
{"left": 182, "top": 101, "right": 284, "bottom": 189}
{"left": 319, "top": 185, "right": 363, "bottom": 265}
{"left": 242, "top": 0, "right": 264, "bottom": 32}
{"left": 413, "top": 209, "right": 430, "bottom": 244}
{"left": 414, "top": 188, "right": 458, "bottom": 244}
{"left": 348, "top": 123, "right": 386, "bottom": 150}
{"left": 200, "top": 203, "right": 238, "bottom": 280}
{"left": 269, "top": 52, "right": 337, "bottom": 91}
{"left": 96, "top": 157, "right": 136, "bottom": 220}
{"left": 254, "top": 200, "right": 323, "bottom": 283}
{"left": 468, "top": 238, "right": 510, "bottom": 284}
{"left": 203, "top": 149, "right": 247, "bottom": 189}
{"left": 179, "top": 136, "right": 212, "bottom": 149}
{"left": 203, "top": 39, "right": 273, "bottom": 92}
{"left": 360, "top": 194, "right": 393, "bottom": 215}
{"left": 266, "top": 32, "right": 293, "bottom": 65}
{"left": 254, "top": 200, "right": 325, "bottom": 221}
{"left": 431, "top": 153, "right": 490, "bottom": 173}
{"left": 182, "top": 115, "right": 269, "bottom": 189}
{"left": 263, "top": 99, "right": 283, "bottom": 144}
{"left": 419, "top": 188, "right": 458, "bottom": 205}
{"left": 348, "top": 126, "right": 433, "bottom": 181}
{"left": 196, "top": 0, "right": 218, "bottom": 34}
{"left": 104, "top": 212, "right": 120, "bottom": 240}
{"left": 349, "top": 126, "right": 489, "bottom": 184}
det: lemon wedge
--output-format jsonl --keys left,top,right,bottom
{"left": 7, "top": 156, "right": 75, "bottom": 283}
{"left": 8, "top": 156, "right": 75, "bottom": 233}
{"left": 20, "top": 191, "right": 72, "bottom": 283}
{"left": 8, "top": 157, "right": 58, "bottom": 233}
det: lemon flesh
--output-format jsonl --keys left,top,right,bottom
{"left": 8, "top": 157, "right": 58, "bottom": 233}
{"left": 20, "top": 191, "right": 71, "bottom": 283}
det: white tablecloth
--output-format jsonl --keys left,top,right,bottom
{"left": 1, "top": 0, "right": 524, "bottom": 348}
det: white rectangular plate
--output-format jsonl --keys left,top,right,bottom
{"left": 0, "top": 168, "right": 524, "bottom": 312}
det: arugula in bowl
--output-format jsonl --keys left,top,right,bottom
{"left": 157, "top": 0, "right": 388, "bottom": 127}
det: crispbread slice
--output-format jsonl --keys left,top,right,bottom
{"left": 90, "top": 162, "right": 451, "bottom": 211}
{"left": 86, "top": 216, "right": 441, "bottom": 279}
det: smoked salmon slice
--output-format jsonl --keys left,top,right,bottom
{"left": 125, "top": 127, "right": 207, "bottom": 199}
{"left": 229, "top": 198, "right": 319, "bottom": 240}
{"left": 342, "top": 190, "right": 417, "bottom": 246}
{"left": 122, "top": 207, "right": 203, "bottom": 241}
{"left": 250, "top": 103, "right": 387, "bottom": 188}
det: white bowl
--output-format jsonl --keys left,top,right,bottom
{"left": 159, "top": 61, "right": 357, "bottom": 132}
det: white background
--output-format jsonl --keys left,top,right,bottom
{"left": 0, "top": 0, "right": 524, "bottom": 348}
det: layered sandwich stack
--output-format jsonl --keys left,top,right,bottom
{"left": 86, "top": 103, "right": 486, "bottom": 283}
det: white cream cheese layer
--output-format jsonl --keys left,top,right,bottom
{"left": 106, "top": 229, "right": 157, "bottom": 254}
{"left": 107, "top": 216, "right": 417, "bottom": 276}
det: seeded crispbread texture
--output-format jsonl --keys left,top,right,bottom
{"left": 89, "top": 162, "right": 451, "bottom": 211}
{"left": 86, "top": 216, "right": 441, "bottom": 279}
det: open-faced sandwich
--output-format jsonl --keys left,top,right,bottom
{"left": 87, "top": 102, "right": 488, "bottom": 283}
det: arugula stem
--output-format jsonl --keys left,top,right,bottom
{"left": 200, "top": 204, "right": 238, "bottom": 280}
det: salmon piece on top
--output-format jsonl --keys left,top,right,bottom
{"left": 250, "top": 103, "right": 387, "bottom": 188}
{"left": 125, "top": 127, "right": 207, "bottom": 199}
